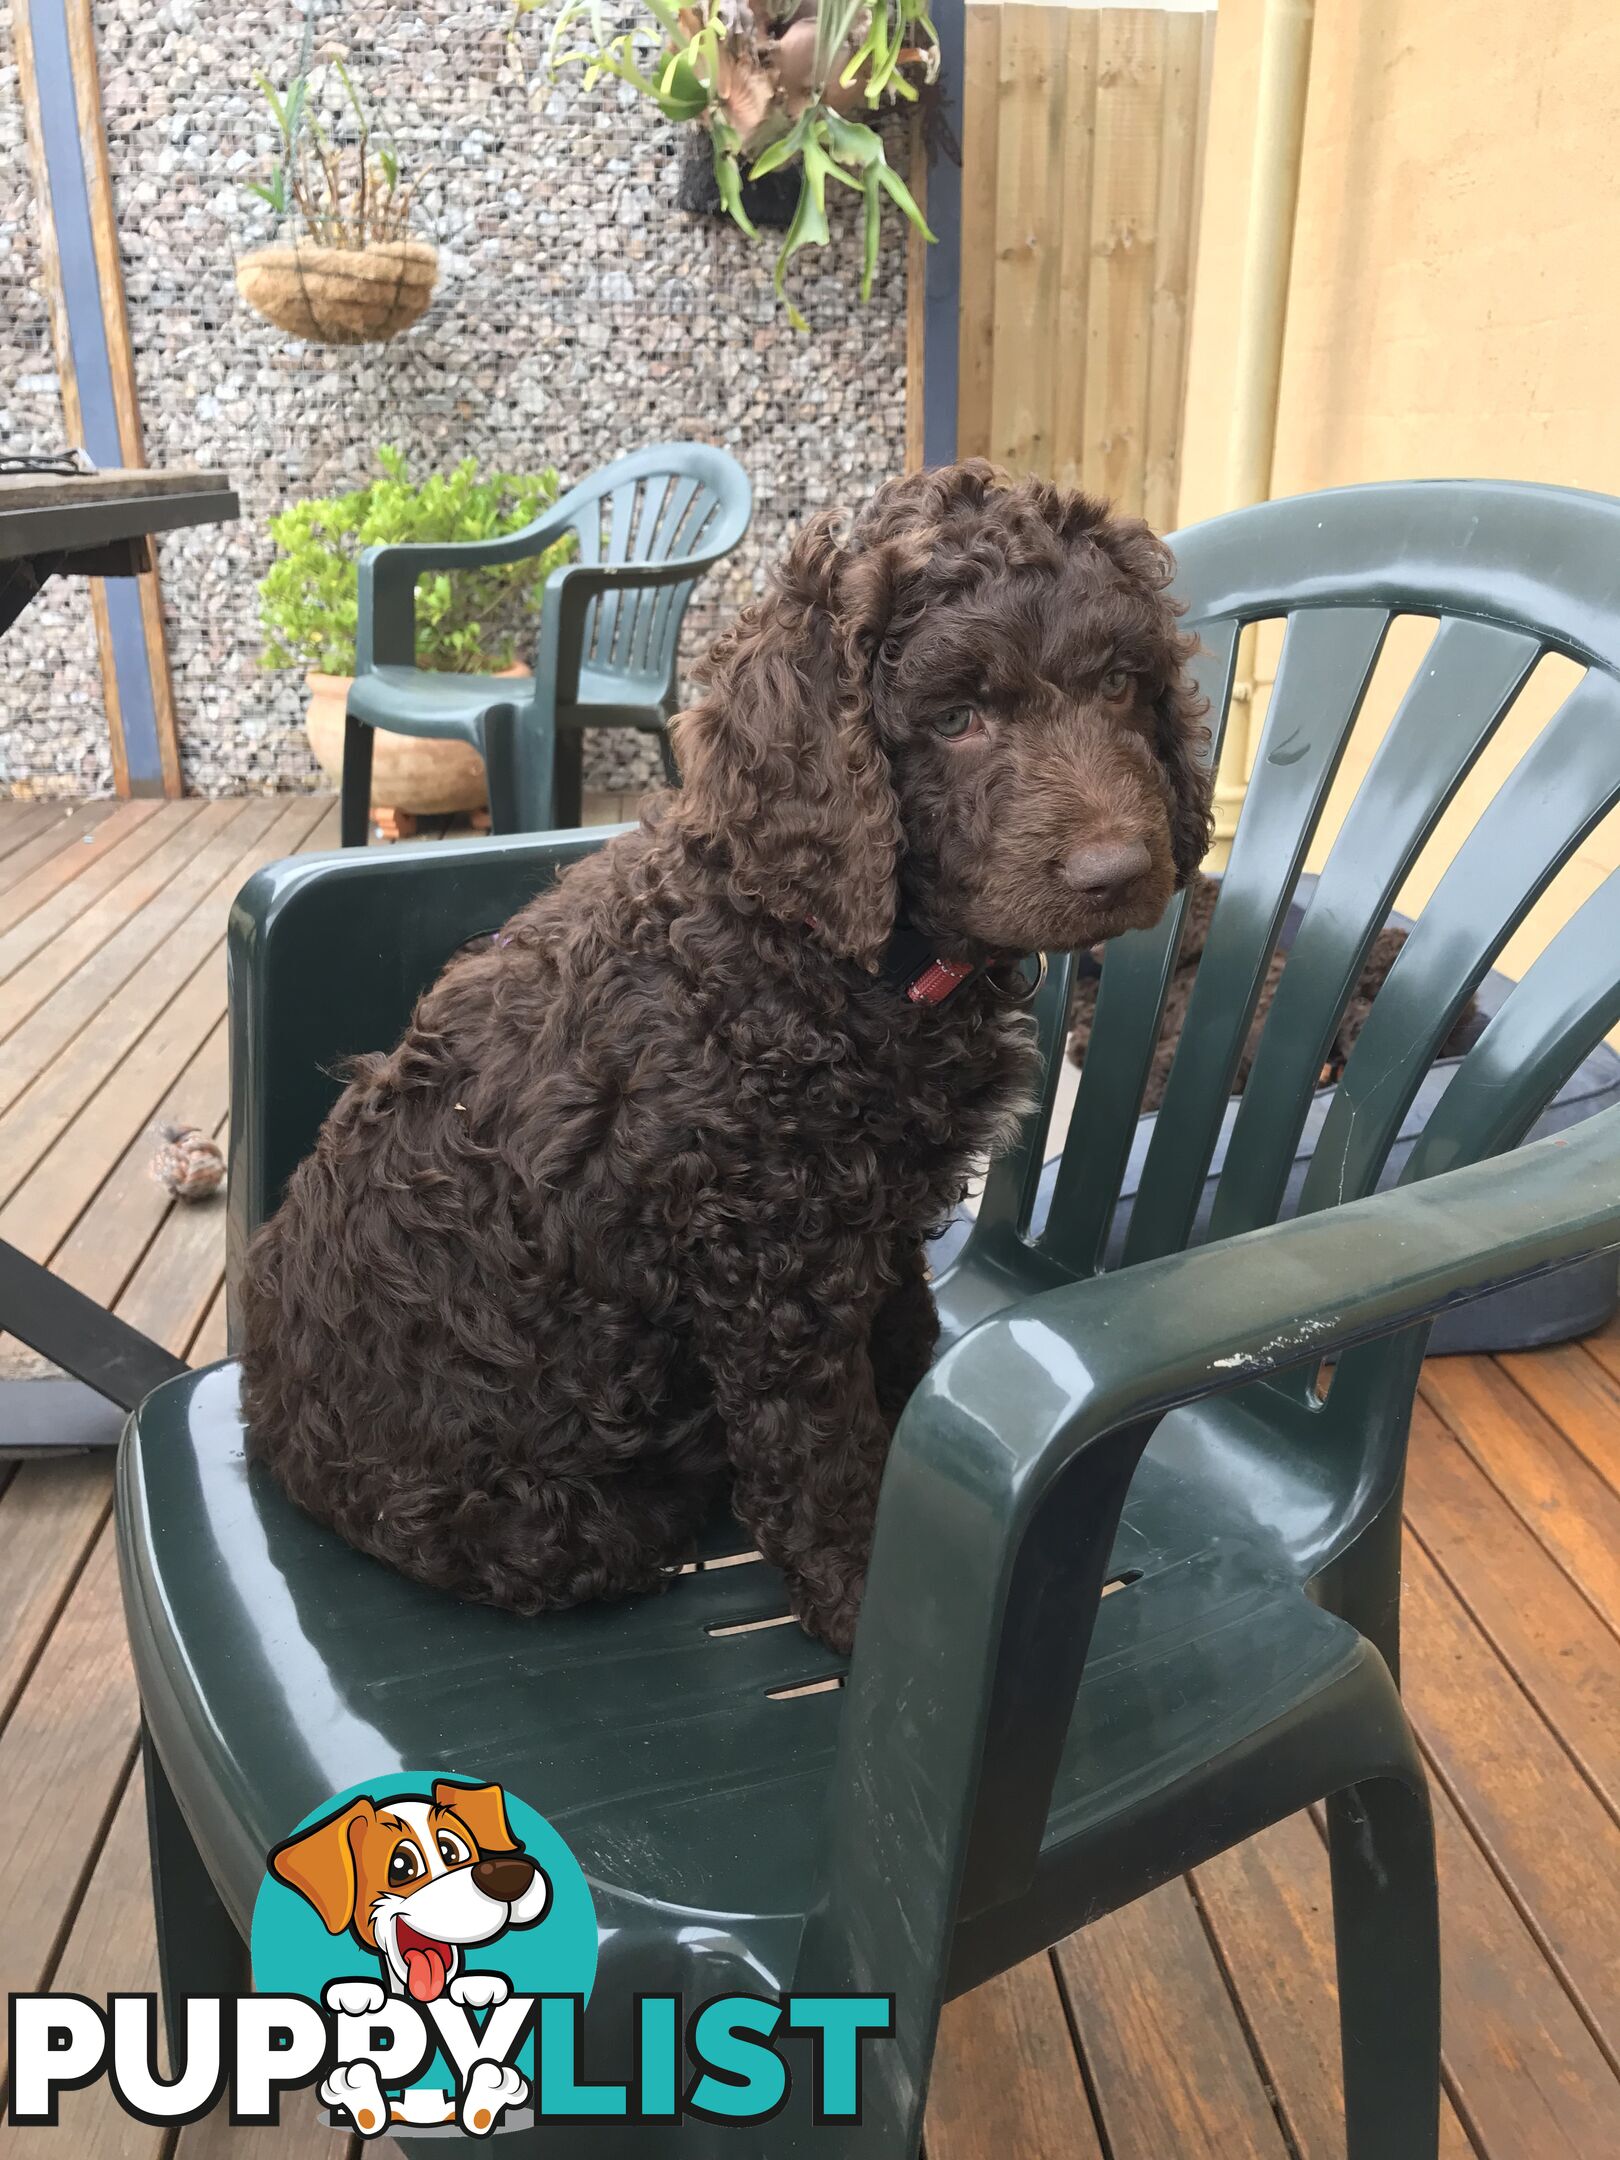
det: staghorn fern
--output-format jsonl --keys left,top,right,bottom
{"left": 529, "top": 0, "right": 938, "bottom": 329}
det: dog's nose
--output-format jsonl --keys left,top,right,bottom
{"left": 473, "top": 1853, "right": 537, "bottom": 1902}
{"left": 1060, "top": 837, "right": 1152, "bottom": 906}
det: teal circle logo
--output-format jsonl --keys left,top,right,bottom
{"left": 250, "top": 1771, "right": 596, "bottom": 2134}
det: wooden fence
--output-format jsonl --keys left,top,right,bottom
{"left": 941, "top": 1, "right": 1216, "bottom": 526}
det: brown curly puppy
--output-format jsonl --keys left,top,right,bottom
{"left": 240, "top": 461, "right": 1212, "bottom": 1651}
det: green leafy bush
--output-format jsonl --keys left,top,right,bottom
{"left": 258, "top": 447, "right": 574, "bottom": 676}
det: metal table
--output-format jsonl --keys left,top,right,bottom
{"left": 1, "top": 465, "right": 238, "bottom": 1449}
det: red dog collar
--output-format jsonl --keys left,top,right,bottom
{"left": 804, "top": 918, "right": 984, "bottom": 1004}
{"left": 901, "top": 954, "right": 980, "bottom": 1004}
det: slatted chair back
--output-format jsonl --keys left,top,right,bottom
{"left": 561, "top": 443, "right": 748, "bottom": 701}
{"left": 943, "top": 480, "right": 1620, "bottom": 1528}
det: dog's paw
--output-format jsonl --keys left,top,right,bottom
{"left": 460, "top": 2060, "right": 527, "bottom": 2135}
{"left": 322, "top": 1978, "right": 387, "bottom": 2018}
{"left": 448, "top": 1971, "right": 510, "bottom": 2010}
{"left": 320, "top": 2061, "right": 390, "bottom": 2139}
{"left": 794, "top": 1576, "right": 864, "bottom": 1657}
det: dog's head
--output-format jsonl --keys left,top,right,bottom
{"left": 671, "top": 460, "right": 1212, "bottom": 968}
{"left": 269, "top": 1780, "right": 551, "bottom": 2003}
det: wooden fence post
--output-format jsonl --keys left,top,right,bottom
{"left": 911, "top": 1, "right": 1216, "bottom": 521}
{"left": 12, "top": 0, "right": 184, "bottom": 797}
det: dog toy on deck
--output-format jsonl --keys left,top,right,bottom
{"left": 150, "top": 1123, "right": 225, "bottom": 1201}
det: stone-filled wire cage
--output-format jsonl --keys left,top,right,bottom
{"left": 0, "top": 0, "right": 913, "bottom": 801}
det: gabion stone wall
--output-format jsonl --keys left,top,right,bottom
{"left": 0, "top": 1, "right": 911, "bottom": 800}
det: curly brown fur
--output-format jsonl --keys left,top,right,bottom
{"left": 1067, "top": 872, "right": 1480, "bottom": 1109}
{"left": 241, "top": 462, "right": 1212, "bottom": 1652}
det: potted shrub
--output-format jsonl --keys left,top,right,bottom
{"left": 237, "top": 57, "right": 437, "bottom": 346}
{"left": 535, "top": 0, "right": 937, "bottom": 329}
{"left": 259, "top": 449, "right": 574, "bottom": 818}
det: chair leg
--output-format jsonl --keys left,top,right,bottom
{"left": 481, "top": 705, "right": 520, "bottom": 836}
{"left": 656, "top": 724, "right": 680, "bottom": 788}
{"left": 142, "top": 1724, "right": 247, "bottom": 2061}
{"left": 1313, "top": 1479, "right": 1406, "bottom": 1683}
{"left": 1329, "top": 1773, "right": 1441, "bottom": 2160}
{"left": 554, "top": 727, "right": 584, "bottom": 829}
{"left": 339, "top": 714, "right": 375, "bottom": 847}
{"left": 512, "top": 701, "right": 558, "bottom": 833}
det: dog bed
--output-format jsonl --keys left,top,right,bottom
{"left": 934, "top": 877, "right": 1620, "bottom": 1354}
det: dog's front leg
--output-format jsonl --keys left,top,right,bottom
{"left": 869, "top": 1241, "right": 940, "bottom": 1429}
{"left": 696, "top": 1303, "right": 889, "bottom": 1654}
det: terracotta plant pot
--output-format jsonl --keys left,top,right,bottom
{"left": 236, "top": 239, "right": 438, "bottom": 345}
{"left": 303, "top": 671, "right": 528, "bottom": 817}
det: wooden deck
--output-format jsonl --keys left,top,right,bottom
{"left": 0, "top": 796, "right": 1618, "bottom": 2156}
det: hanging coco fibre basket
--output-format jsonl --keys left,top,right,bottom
{"left": 235, "top": 237, "right": 438, "bottom": 346}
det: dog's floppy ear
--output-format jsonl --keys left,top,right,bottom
{"left": 672, "top": 511, "right": 902, "bottom": 968}
{"left": 1085, "top": 508, "right": 1213, "bottom": 888}
{"left": 434, "top": 1779, "right": 520, "bottom": 1854}
{"left": 268, "top": 1799, "right": 373, "bottom": 1934}
{"left": 1157, "top": 671, "right": 1215, "bottom": 887}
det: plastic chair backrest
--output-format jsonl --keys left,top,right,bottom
{"left": 556, "top": 442, "right": 752, "bottom": 697}
{"left": 225, "top": 828, "right": 620, "bottom": 1332}
{"left": 952, "top": 480, "right": 1620, "bottom": 1299}
{"left": 939, "top": 479, "right": 1620, "bottom": 1545}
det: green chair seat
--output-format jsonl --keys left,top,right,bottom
{"left": 121, "top": 1361, "right": 1391, "bottom": 1998}
{"left": 345, "top": 665, "right": 531, "bottom": 737}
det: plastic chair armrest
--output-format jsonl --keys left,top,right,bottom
{"left": 353, "top": 494, "right": 590, "bottom": 672}
{"left": 804, "top": 1107, "right": 1620, "bottom": 2000}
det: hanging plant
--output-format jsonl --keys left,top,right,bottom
{"left": 236, "top": 49, "right": 438, "bottom": 346}
{"left": 532, "top": 0, "right": 938, "bottom": 329}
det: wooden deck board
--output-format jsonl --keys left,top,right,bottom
{"left": 1054, "top": 1877, "right": 1292, "bottom": 2159}
{"left": 0, "top": 799, "right": 120, "bottom": 910}
{"left": 0, "top": 796, "right": 221, "bottom": 1035}
{"left": 0, "top": 796, "right": 204, "bottom": 991}
{"left": 1407, "top": 1404, "right": 1620, "bottom": 1820}
{"left": 0, "top": 804, "right": 59, "bottom": 865}
{"left": 0, "top": 794, "right": 1615, "bottom": 2155}
{"left": 1403, "top": 1534, "right": 1620, "bottom": 2061}
{"left": 0, "top": 1521, "right": 138, "bottom": 2092}
{"left": 1421, "top": 1356, "right": 1620, "bottom": 1637}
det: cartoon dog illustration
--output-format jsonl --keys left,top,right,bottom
{"left": 269, "top": 1779, "right": 550, "bottom": 2135}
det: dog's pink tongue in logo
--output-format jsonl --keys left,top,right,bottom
{"left": 396, "top": 1921, "right": 450, "bottom": 2003}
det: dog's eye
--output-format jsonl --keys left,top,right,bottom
{"left": 388, "top": 1844, "right": 422, "bottom": 1886}
{"left": 437, "top": 1831, "right": 471, "bottom": 1867}
{"left": 1098, "top": 668, "right": 1133, "bottom": 700}
{"left": 933, "top": 707, "right": 982, "bottom": 740}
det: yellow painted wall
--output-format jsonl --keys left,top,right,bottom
{"left": 1176, "top": 0, "right": 1620, "bottom": 990}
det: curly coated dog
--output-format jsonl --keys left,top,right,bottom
{"left": 241, "top": 461, "right": 1213, "bottom": 1651}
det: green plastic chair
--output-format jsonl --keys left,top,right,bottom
{"left": 341, "top": 442, "right": 752, "bottom": 842}
{"left": 117, "top": 481, "right": 1620, "bottom": 2158}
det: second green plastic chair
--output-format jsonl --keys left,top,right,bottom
{"left": 341, "top": 441, "right": 752, "bottom": 842}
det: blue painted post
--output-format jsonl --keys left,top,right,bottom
{"left": 21, "top": 0, "right": 178, "bottom": 795}
{"left": 921, "top": 0, "right": 965, "bottom": 470}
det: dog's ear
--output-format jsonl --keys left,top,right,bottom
{"left": 269, "top": 1799, "right": 373, "bottom": 1934}
{"left": 1083, "top": 508, "right": 1213, "bottom": 889}
{"left": 672, "top": 512, "right": 903, "bottom": 968}
{"left": 1158, "top": 673, "right": 1215, "bottom": 887}
{"left": 434, "top": 1779, "right": 520, "bottom": 1854}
